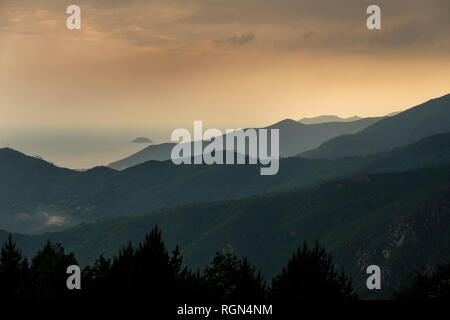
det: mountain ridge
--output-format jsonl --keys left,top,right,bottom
{"left": 299, "top": 115, "right": 362, "bottom": 124}
{"left": 300, "top": 93, "right": 450, "bottom": 159}
{"left": 3, "top": 131, "right": 450, "bottom": 233}
{"left": 109, "top": 117, "right": 383, "bottom": 170}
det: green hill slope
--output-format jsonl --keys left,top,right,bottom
{"left": 3, "top": 132, "right": 450, "bottom": 233}
{"left": 3, "top": 164, "right": 450, "bottom": 298}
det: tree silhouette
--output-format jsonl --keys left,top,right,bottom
{"left": 83, "top": 254, "right": 111, "bottom": 297}
{"left": 0, "top": 230, "right": 365, "bottom": 302}
{"left": 235, "top": 257, "right": 266, "bottom": 301}
{"left": 30, "top": 241, "right": 78, "bottom": 300}
{"left": 0, "top": 234, "right": 26, "bottom": 299}
{"left": 392, "top": 262, "right": 450, "bottom": 300}
{"left": 16, "top": 257, "right": 32, "bottom": 299}
{"left": 203, "top": 252, "right": 267, "bottom": 302}
{"left": 102, "top": 226, "right": 189, "bottom": 302}
{"left": 270, "top": 240, "right": 357, "bottom": 301}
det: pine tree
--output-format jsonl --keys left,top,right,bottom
{"left": 235, "top": 257, "right": 266, "bottom": 301}
{"left": 107, "top": 226, "right": 187, "bottom": 302}
{"left": 392, "top": 261, "right": 450, "bottom": 300}
{"left": 16, "top": 257, "right": 32, "bottom": 299}
{"left": 270, "top": 240, "right": 357, "bottom": 301}
{"left": 203, "top": 252, "right": 267, "bottom": 302}
{"left": 0, "top": 234, "right": 24, "bottom": 299}
{"left": 83, "top": 255, "right": 111, "bottom": 297}
{"left": 30, "top": 241, "right": 78, "bottom": 300}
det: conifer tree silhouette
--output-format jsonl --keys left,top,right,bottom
{"left": 203, "top": 252, "right": 267, "bottom": 302}
{"left": 83, "top": 254, "right": 111, "bottom": 297}
{"left": 30, "top": 241, "right": 78, "bottom": 300}
{"left": 392, "top": 262, "right": 450, "bottom": 300}
{"left": 0, "top": 235, "right": 25, "bottom": 299}
{"left": 270, "top": 240, "right": 357, "bottom": 301}
{"left": 0, "top": 230, "right": 365, "bottom": 303}
{"left": 104, "top": 226, "right": 187, "bottom": 302}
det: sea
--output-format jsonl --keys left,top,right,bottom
{"left": 0, "top": 126, "right": 173, "bottom": 170}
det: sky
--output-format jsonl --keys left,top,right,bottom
{"left": 1, "top": 0, "right": 450, "bottom": 131}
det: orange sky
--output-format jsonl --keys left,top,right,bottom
{"left": 1, "top": 0, "right": 449, "bottom": 130}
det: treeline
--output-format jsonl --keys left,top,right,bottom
{"left": 0, "top": 227, "right": 448, "bottom": 301}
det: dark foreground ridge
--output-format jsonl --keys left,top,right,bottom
{"left": 1, "top": 228, "right": 448, "bottom": 306}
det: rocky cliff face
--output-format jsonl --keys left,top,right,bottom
{"left": 337, "top": 185, "right": 450, "bottom": 298}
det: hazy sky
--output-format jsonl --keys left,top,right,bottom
{"left": 1, "top": 0, "right": 449, "bottom": 130}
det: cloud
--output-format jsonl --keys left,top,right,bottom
{"left": 370, "top": 20, "right": 437, "bottom": 47}
{"left": 17, "top": 211, "right": 68, "bottom": 227}
{"left": 45, "top": 214, "right": 67, "bottom": 227}
{"left": 273, "top": 15, "right": 450, "bottom": 56}
{"left": 215, "top": 32, "right": 255, "bottom": 46}
{"left": 1, "top": 0, "right": 448, "bottom": 55}
{"left": 118, "top": 28, "right": 173, "bottom": 47}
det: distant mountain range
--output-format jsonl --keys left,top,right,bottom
{"left": 109, "top": 142, "right": 176, "bottom": 170}
{"left": 300, "top": 94, "right": 450, "bottom": 159}
{"left": 1, "top": 94, "right": 449, "bottom": 234}
{"left": 298, "top": 111, "right": 402, "bottom": 124}
{"left": 2, "top": 130, "right": 450, "bottom": 234}
{"left": 298, "top": 115, "right": 362, "bottom": 124}
{"left": 109, "top": 108, "right": 410, "bottom": 170}
{"left": 109, "top": 117, "right": 383, "bottom": 170}
{"left": 1, "top": 93, "right": 450, "bottom": 298}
